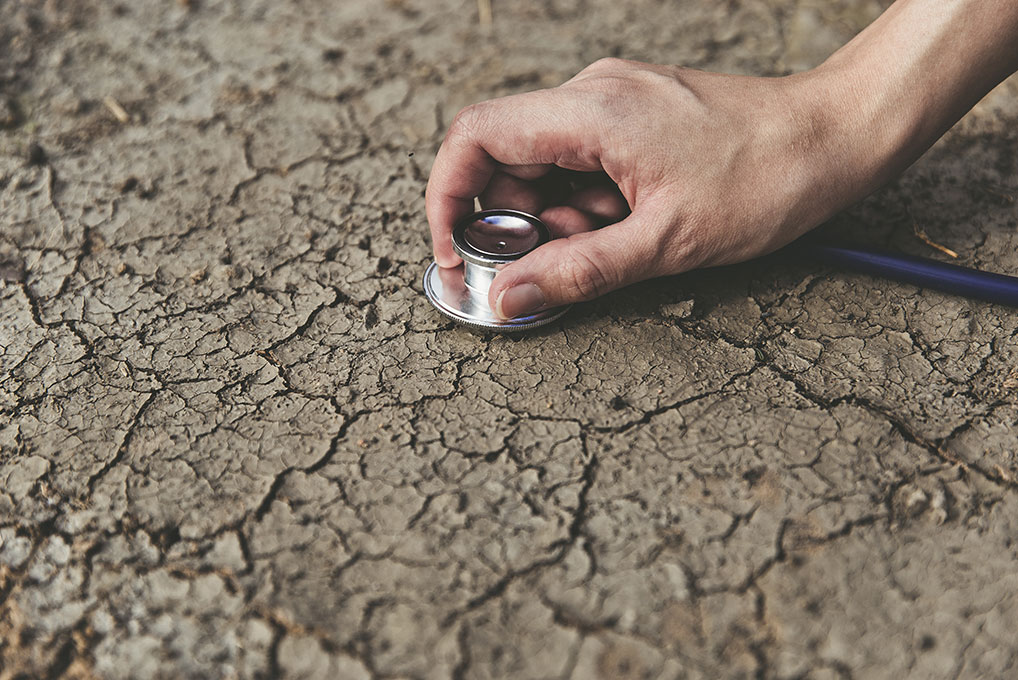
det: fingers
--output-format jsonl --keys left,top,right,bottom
{"left": 539, "top": 206, "right": 600, "bottom": 237}
{"left": 426, "top": 90, "right": 603, "bottom": 267}
{"left": 540, "top": 180, "right": 631, "bottom": 237}
{"left": 566, "top": 183, "right": 630, "bottom": 224}
{"left": 479, "top": 171, "right": 545, "bottom": 215}
{"left": 477, "top": 171, "right": 629, "bottom": 247}
{"left": 488, "top": 211, "right": 667, "bottom": 320}
{"left": 480, "top": 170, "right": 627, "bottom": 230}
{"left": 425, "top": 133, "right": 491, "bottom": 267}
{"left": 501, "top": 164, "right": 554, "bottom": 181}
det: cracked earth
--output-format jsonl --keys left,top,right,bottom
{"left": 2, "top": 1, "right": 1018, "bottom": 678}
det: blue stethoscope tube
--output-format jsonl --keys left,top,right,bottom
{"left": 805, "top": 244, "right": 1018, "bottom": 308}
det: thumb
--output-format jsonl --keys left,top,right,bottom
{"left": 488, "top": 213, "right": 662, "bottom": 320}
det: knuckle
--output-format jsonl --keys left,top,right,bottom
{"left": 572, "top": 62, "right": 693, "bottom": 112}
{"left": 570, "top": 61, "right": 656, "bottom": 111}
{"left": 559, "top": 246, "right": 616, "bottom": 301}
{"left": 567, "top": 73, "right": 631, "bottom": 116}
{"left": 629, "top": 67, "right": 674, "bottom": 90}
{"left": 447, "top": 102, "right": 488, "bottom": 140}
{"left": 583, "top": 57, "right": 630, "bottom": 75}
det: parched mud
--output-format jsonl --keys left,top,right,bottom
{"left": 2, "top": 1, "right": 1018, "bottom": 678}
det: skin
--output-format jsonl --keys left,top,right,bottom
{"left": 425, "top": 0, "right": 1018, "bottom": 320}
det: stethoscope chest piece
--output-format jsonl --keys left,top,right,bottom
{"left": 423, "top": 209, "right": 570, "bottom": 331}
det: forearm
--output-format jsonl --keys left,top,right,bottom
{"left": 806, "top": 0, "right": 1018, "bottom": 196}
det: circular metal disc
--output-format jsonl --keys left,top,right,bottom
{"left": 423, "top": 262, "right": 569, "bottom": 332}
{"left": 452, "top": 209, "right": 550, "bottom": 265}
{"left": 462, "top": 213, "right": 541, "bottom": 257}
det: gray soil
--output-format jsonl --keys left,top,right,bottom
{"left": 3, "top": 1, "right": 1018, "bottom": 678}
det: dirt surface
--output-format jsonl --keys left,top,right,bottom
{"left": 3, "top": 1, "right": 1018, "bottom": 678}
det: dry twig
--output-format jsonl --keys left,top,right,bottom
{"left": 979, "top": 184, "right": 1015, "bottom": 204}
{"left": 910, "top": 213, "right": 958, "bottom": 258}
{"left": 102, "top": 96, "right": 130, "bottom": 123}
{"left": 478, "top": 0, "right": 493, "bottom": 31}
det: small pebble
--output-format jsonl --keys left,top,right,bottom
{"left": 661, "top": 299, "right": 695, "bottom": 319}
{"left": 0, "top": 97, "right": 21, "bottom": 128}
{"left": 26, "top": 141, "right": 47, "bottom": 166}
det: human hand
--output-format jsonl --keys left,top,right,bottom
{"left": 425, "top": 58, "right": 873, "bottom": 320}
{"left": 427, "top": 0, "right": 1018, "bottom": 322}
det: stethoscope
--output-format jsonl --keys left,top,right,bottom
{"left": 424, "top": 209, "right": 1018, "bottom": 331}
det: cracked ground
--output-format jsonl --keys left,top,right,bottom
{"left": 2, "top": 1, "right": 1018, "bottom": 678}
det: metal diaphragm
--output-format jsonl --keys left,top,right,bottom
{"left": 423, "top": 209, "right": 570, "bottom": 331}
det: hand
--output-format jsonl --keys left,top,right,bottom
{"left": 427, "top": 0, "right": 1018, "bottom": 322}
{"left": 425, "top": 59, "right": 869, "bottom": 319}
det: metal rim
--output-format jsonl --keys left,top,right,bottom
{"left": 423, "top": 262, "right": 569, "bottom": 332}
{"left": 452, "top": 209, "right": 550, "bottom": 266}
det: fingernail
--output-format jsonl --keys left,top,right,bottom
{"left": 495, "top": 283, "right": 545, "bottom": 320}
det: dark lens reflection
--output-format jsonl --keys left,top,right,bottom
{"left": 463, "top": 214, "right": 540, "bottom": 257}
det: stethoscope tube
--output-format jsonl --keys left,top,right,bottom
{"left": 803, "top": 244, "right": 1018, "bottom": 308}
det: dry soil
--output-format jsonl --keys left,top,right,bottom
{"left": 3, "top": 1, "right": 1018, "bottom": 678}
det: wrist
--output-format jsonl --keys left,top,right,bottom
{"left": 801, "top": 0, "right": 1018, "bottom": 207}
{"left": 795, "top": 60, "right": 920, "bottom": 201}
{"left": 750, "top": 68, "right": 901, "bottom": 241}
